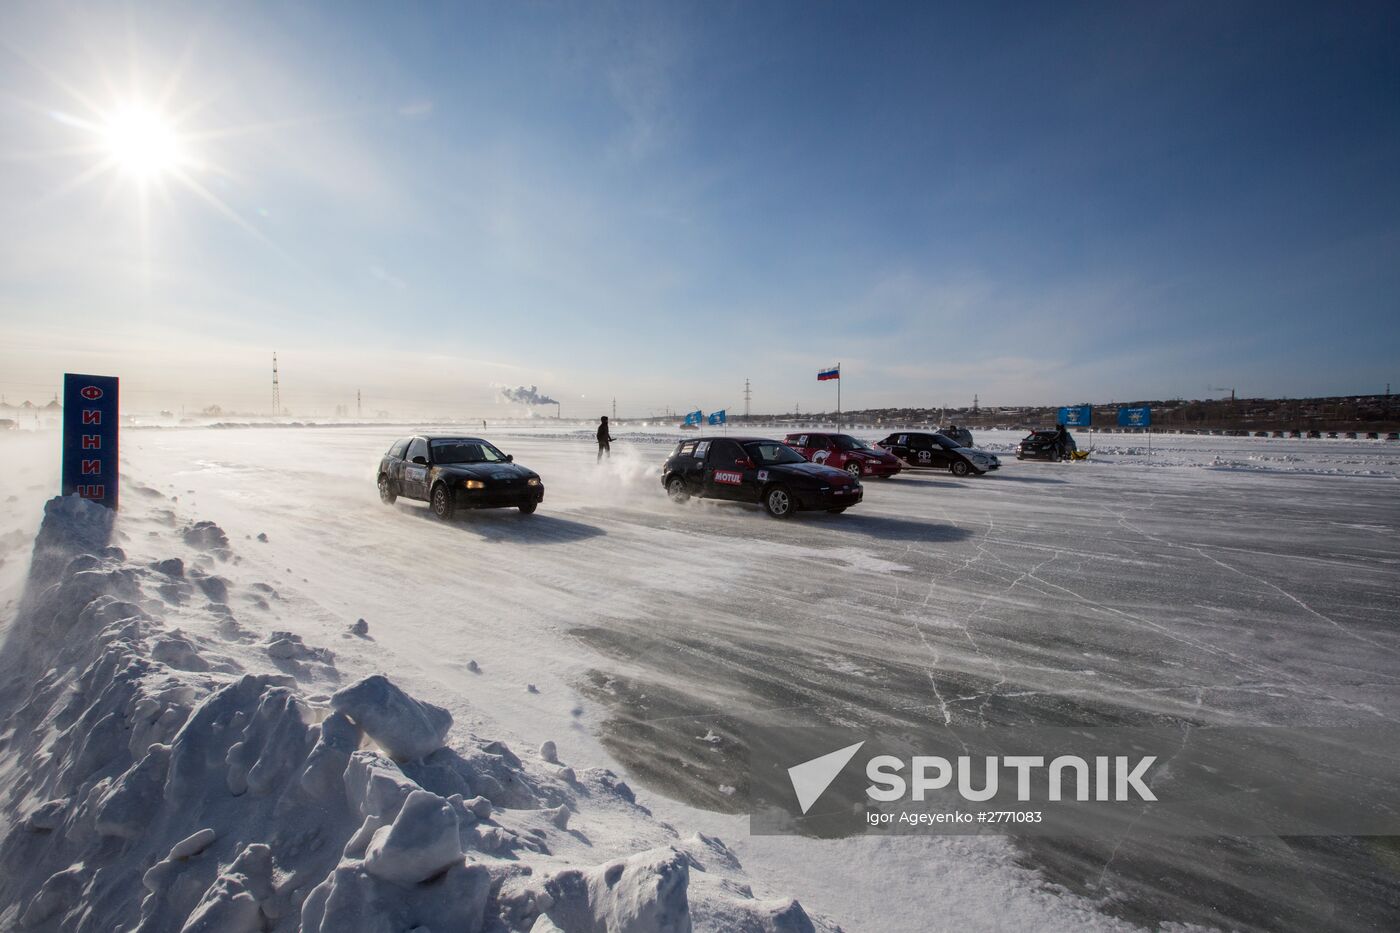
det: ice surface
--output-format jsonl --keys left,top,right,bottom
{"left": 1, "top": 423, "right": 1395, "bottom": 931}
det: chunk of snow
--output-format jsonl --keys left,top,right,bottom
{"left": 331, "top": 675, "right": 452, "bottom": 761}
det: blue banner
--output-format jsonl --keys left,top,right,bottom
{"left": 1058, "top": 405, "right": 1092, "bottom": 427}
{"left": 1117, "top": 407, "right": 1151, "bottom": 428}
{"left": 62, "top": 373, "right": 119, "bottom": 510}
{"left": 682, "top": 409, "right": 703, "bottom": 427}
{"left": 707, "top": 409, "right": 727, "bottom": 425}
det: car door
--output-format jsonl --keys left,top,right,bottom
{"left": 682, "top": 440, "right": 710, "bottom": 492}
{"left": 805, "top": 434, "right": 834, "bottom": 465}
{"left": 385, "top": 438, "right": 410, "bottom": 491}
{"left": 901, "top": 434, "right": 927, "bottom": 468}
{"left": 703, "top": 439, "right": 753, "bottom": 501}
{"left": 402, "top": 437, "right": 430, "bottom": 499}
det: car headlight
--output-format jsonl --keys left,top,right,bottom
{"left": 527, "top": 477, "right": 541, "bottom": 486}
{"left": 464, "top": 479, "right": 486, "bottom": 489}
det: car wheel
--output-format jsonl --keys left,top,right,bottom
{"left": 378, "top": 474, "right": 397, "bottom": 504}
{"left": 666, "top": 476, "right": 690, "bottom": 503}
{"left": 518, "top": 501, "right": 537, "bottom": 515}
{"left": 951, "top": 460, "right": 971, "bottom": 477}
{"left": 845, "top": 462, "right": 863, "bottom": 479}
{"left": 430, "top": 483, "right": 455, "bottom": 520}
{"left": 764, "top": 486, "right": 794, "bottom": 519}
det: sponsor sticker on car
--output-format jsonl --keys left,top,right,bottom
{"left": 713, "top": 470, "right": 744, "bottom": 485}
{"left": 757, "top": 470, "right": 769, "bottom": 481}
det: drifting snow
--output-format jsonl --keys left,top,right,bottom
{"left": 0, "top": 496, "right": 836, "bottom": 932}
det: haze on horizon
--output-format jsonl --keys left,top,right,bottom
{"left": 2, "top": 2, "right": 1397, "bottom": 420}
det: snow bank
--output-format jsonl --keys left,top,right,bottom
{"left": 0, "top": 496, "right": 836, "bottom": 932}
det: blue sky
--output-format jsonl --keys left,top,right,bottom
{"left": 1, "top": 2, "right": 1396, "bottom": 417}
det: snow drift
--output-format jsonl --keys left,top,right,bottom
{"left": 0, "top": 496, "right": 832, "bottom": 932}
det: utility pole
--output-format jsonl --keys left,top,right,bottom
{"left": 743, "top": 378, "right": 752, "bottom": 420}
{"left": 612, "top": 397, "right": 617, "bottom": 421}
{"left": 356, "top": 389, "right": 362, "bottom": 419}
{"left": 272, "top": 352, "right": 281, "bottom": 416}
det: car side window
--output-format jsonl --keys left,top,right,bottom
{"left": 406, "top": 438, "right": 428, "bottom": 463}
{"left": 708, "top": 440, "right": 744, "bottom": 468}
{"left": 389, "top": 439, "right": 409, "bottom": 459}
{"left": 694, "top": 440, "right": 711, "bottom": 458}
{"left": 796, "top": 435, "right": 809, "bottom": 446}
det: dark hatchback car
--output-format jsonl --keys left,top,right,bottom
{"left": 876, "top": 432, "right": 1001, "bottom": 476}
{"left": 1016, "top": 429, "right": 1077, "bottom": 461}
{"left": 662, "top": 436, "right": 863, "bottom": 518}
{"left": 378, "top": 435, "right": 543, "bottom": 518}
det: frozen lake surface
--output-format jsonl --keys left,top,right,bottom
{"left": 2, "top": 424, "right": 1397, "bottom": 931}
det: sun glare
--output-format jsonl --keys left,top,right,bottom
{"left": 102, "top": 106, "right": 184, "bottom": 178}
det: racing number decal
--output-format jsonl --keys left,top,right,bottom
{"left": 757, "top": 470, "right": 769, "bottom": 481}
{"left": 812, "top": 450, "right": 830, "bottom": 463}
{"left": 712, "top": 470, "right": 744, "bottom": 485}
{"left": 407, "top": 466, "right": 427, "bottom": 482}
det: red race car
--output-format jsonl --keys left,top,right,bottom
{"left": 783, "top": 432, "right": 902, "bottom": 480}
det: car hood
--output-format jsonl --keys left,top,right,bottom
{"left": 765, "top": 461, "right": 856, "bottom": 484}
{"left": 437, "top": 462, "right": 536, "bottom": 481}
{"left": 963, "top": 447, "right": 998, "bottom": 459}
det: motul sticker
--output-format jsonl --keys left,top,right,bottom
{"left": 713, "top": 470, "right": 744, "bottom": 485}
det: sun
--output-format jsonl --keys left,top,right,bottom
{"left": 101, "top": 105, "right": 185, "bottom": 178}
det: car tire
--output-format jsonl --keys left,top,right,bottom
{"left": 378, "top": 474, "right": 397, "bottom": 505}
{"left": 951, "top": 460, "right": 971, "bottom": 477}
{"left": 666, "top": 476, "right": 690, "bottom": 503}
{"left": 764, "top": 486, "right": 795, "bottom": 519}
{"left": 845, "top": 462, "right": 863, "bottom": 479}
{"left": 430, "top": 483, "right": 455, "bottom": 520}
{"left": 518, "top": 502, "right": 537, "bottom": 515}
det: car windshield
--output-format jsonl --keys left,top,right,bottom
{"left": 430, "top": 439, "right": 506, "bottom": 464}
{"left": 832, "top": 434, "right": 875, "bottom": 451}
{"left": 743, "top": 441, "right": 807, "bottom": 465}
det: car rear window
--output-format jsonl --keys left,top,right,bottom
{"left": 676, "top": 440, "right": 697, "bottom": 457}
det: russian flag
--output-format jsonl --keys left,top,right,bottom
{"left": 817, "top": 365, "right": 840, "bottom": 381}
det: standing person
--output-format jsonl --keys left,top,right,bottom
{"left": 597, "top": 416, "right": 613, "bottom": 462}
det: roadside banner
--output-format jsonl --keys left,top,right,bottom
{"left": 62, "top": 373, "right": 119, "bottom": 510}
{"left": 682, "top": 409, "right": 703, "bottom": 427}
{"left": 1058, "top": 405, "right": 1092, "bottom": 427}
{"left": 1118, "top": 407, "right": 1152, "bottom": 428}
{"left": 708, "top": 409, "right": 727, "bottom": 425}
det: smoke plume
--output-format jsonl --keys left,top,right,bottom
{"left": 499, "top": 385, "right": 559, "bottom": 406}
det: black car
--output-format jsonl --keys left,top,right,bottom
{"left": 1016, "top": 429, "right": 1077, "bottom": 461}
{"left": 661, "top": 436, "right": 863, "bottom": 518}
{"left": 378, "top": 435, "right": 543, "bottom": 518}
{"left": 876, "top": 432, "right": 1001, "bottom": 476}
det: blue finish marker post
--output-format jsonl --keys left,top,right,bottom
{"left": 1117, "top": 406, "right": 1153, "bottom": 460}
{"left": 61, "top": 373, "right": 119, "bottom": 510}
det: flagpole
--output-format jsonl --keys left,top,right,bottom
{"left": 837, "top": 362, "right": 841, "bottom": 428}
